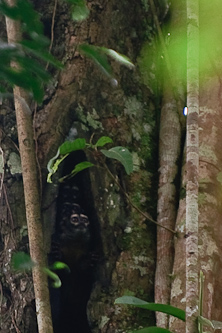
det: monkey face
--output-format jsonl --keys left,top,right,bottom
{"left": 60, "top": 203, "right": 90, "bottom": 241}
{"left": 70, "top": 213, "right": 90, "bottom": 229}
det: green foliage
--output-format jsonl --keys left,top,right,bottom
{"left": 47, "top": 136, "right": 134, "bottom": 183}
{"left": 42, "top": 268, "right": 61, "bottom": 288}
{"left": 59, "top": 161, "right": 94, "bottom": 182}
{"left": 59, "top": 138, "right": 86, "bottom": 154}
{"left": 66, "top": 0, "right": 89, "bottom": 21}
{"left": 11, "top": 251, "right": 35, "bottom": 271}
{"left": 0, "top": 0, "right": 134, "bottom": 102}
{"left": 115, "top": 296, "right": 185, "bottom": 322}
{"left": 79, "top": 44, "right": 112, "bottom": 77}
{"left": 0, "top": 0, "right": 63, "bottom": 102}
{"left": 11, "top": 252, "right": 67, "bottom": 289}
{"left": 47, "top": 153, "right": 68, "bottom": 183}
{"left": 79, "top": 44, "right": 134, "bottom": 80}
{"left": 0, "top": 0, "right": 43, "bottom": 34}
{"left": 115, "top": 296, "right": 185, "bottom": 332}
{"left": 94, "top": 136, "right": 113, "bottom": 148}
{"left": 51, "top": 261, "right": 70, "bottom": 272}
{"left": 101, "top": 146, "right": 134, "bottom": 175}
{"left": 116, "top": 275, "right": 222, "bottom": 332}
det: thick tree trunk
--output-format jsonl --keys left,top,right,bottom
{"left": 170, "top": 2, "right": 222, "bottom": 332}
{"left": 0, "top": 0, "right": 160, "bottom": 332}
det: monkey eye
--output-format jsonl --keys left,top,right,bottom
{"left": 70, "top": 214, "right": 80, "bottom": 225}
{"left": 80, "top": 214, "right": 89, "bottom": 226}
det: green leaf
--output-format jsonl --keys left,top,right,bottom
{"left": 79, "top": 44, "right": 112, "bottom": 77}
{"left": 72, "top": 3, "right": 89, "bottom": 21}
{"left": 42, "top": 268, "right": 61, "bottom": 288}
{"left": 51, "top": 261, "right": 70, "bottom": 273}
{"left": 0, "top": 0, "right": 43, "bottom": 34}
{"left": 66, "top": 0, "right": 89, "bottom": 21}
{"left": 133, "top": 327, "right": 174, "bottom": 333}
{"left": 101, "top": 146, "right": 133, "bottom": 175}
{"left": 47, "top": 153, "right": 68, "bottom": 183}
{"left": 104, "top": 48, "right": 134, "bottom": 69}
{"left": 198, "top": 316, "right": 222, "bottom": 330}
{"left": 47, "top": 148, "right": 61, "bottom": 173}
{"left": 95, "top": 136, "right": 113, "bottom": 147}
{"left": 59, "top": 161, "right": 94, "bottom": 182}
{"left": 11, "top": 252, "right": 35, "bottom": 271}
{"left": 115, "top": 296, "right": 185, "bottom": 321}
{"left": 71, "top": 161, "right": 94, "bottom": 174}
{"left": 59, "top": 138, "right": 86, "bottom": 155}
{"left": 20, "top": 40, "right": 63, "bottom": 69}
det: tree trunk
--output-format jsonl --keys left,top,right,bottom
{"left": 0, "top": 0, "right": 160, "bottom": 332}
{"left": 1, "top": 1, "right": 222, "bottom": 332}
{"left": 186, "top": 0, "right": 199, "bottom": 331}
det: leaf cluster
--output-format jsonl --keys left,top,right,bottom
{"left": 0, "top": 0, "right": 63, "bottom": 102}
{"left": 116, "top": 272, "right": 222, "bottom": 332}
{"left": 47, "top": 136, "right": 134, "bottom": 183}
{"left": 0, "top": 0, "right": 134, "bottom": 102}
{"left": 11, "top": 251, "right": 68, "bottom": 288}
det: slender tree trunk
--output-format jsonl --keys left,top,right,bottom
{"left": 186, "top": 0, "right": 199, "bottom": 331}
{"left": 153, "top": 0, "right": 186, "bottom": 327}
{"left": 5, "top": 1, "right": 53, "bottom": 332}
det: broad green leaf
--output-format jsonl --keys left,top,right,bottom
{"left": 51, "top": 261, "right": 70, "bottom": 272}
{"left": 115, "top": 296, "right": 185, "bottom": 321}
{"left": 101, "top": 146, "right": 133, "bottom": 175}
{"left": 42, "top": 268, "right": 61, "bottom": 288}
{"left": 59, "top": 138, "right": 86, "bottom": 155}
{"left": 11, "top": 252, "right": 35, "bottom": 271}
{"left": 95, "top": 136, "right": 113, "bottom": 147}
{"left": 71, "top": 161, "right": 94, "bottom": 175}
{"left": 104, "top": 48, "right": 134, "bottom": 69}
{"left": 133, "top": 327, "right": 173, "bottom": 333}
{"left": 59, "top": 161, "right": 94, "bottom": 182}
{"left": 47, "top": 154, "right": 68, "bottom": 183}
{"left": 79, "top": 44, "right": 112, "bottom": 77}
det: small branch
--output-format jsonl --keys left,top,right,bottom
{"left": 0, "top": 147, "right": 4, "bottom": 198}
{"left": 102, "top": 162, "right": 176, "bottom": 234}
{"left": 45, "top": 0, "right": 58, "bottom": 70}
{"left": 3, "top": 184, "right": 14, "bottom": 229}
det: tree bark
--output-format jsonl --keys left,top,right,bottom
{"left": 5, "top": 2, "right": 53, "bottom": 332}
{"left": 186, "top": 0, "right": 199, "bottom": 332}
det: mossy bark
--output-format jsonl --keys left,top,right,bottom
{"left": 0, "top": 0, "right": 160, "bottom": 332}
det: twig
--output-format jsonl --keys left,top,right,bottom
{"left": 0, "top": 147, "right": 4, "bottom": 198}
{"left": 102, "top": 162, "right": 176, "bottom": 234}
{"left": 11, "top": 314, "right": 21, "bottom": 333}
{"left": 45, "top": 0, "right": 58, "bottom": 70}
{"left": 33, "top": 104, "right": 42, "bottom": 199}
{"left": 3, "top": 184, "right": 14, "bottom": 230}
